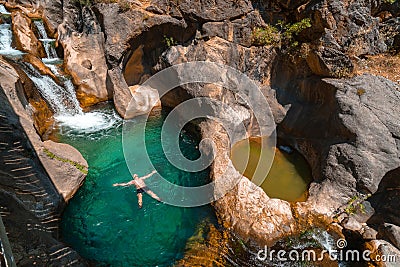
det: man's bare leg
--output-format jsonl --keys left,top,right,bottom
{"left": 137, "top": 192, "right": 143, "bottom": 208}
{"left": 145, "top": 189, "right": 161, "bottom": 202}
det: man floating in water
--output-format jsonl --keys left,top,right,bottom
{"left": 113, "top": 170, "right": 161, "bottom": 208}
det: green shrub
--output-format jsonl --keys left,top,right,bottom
{"left": 282, "top": 18, "right": 312, "bottom": 41}
{"left": 343, "top": 194, "right": 371, "bottom": 215}
{"left": 252, "top": 18, "right": 312, "bottom": 48}
{"left": 164, "top": 36, "right": 177, "bottom": 47}
{"left": 252, "top": 25, "right": 281, "bottom": 46}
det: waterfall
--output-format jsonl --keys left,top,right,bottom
{"left": 23, "top": 63, "right": 82, "bottom": 114}
{"left": 22, "top": 62, "right": 121, "bottom": 133}
{"left": 0, "top": 24, "right": 13, "bottom": 51}
{"left": 0, "top": 9, "right": 121, "bottom": 133}
{"left": 0, "top": 9, "right": 23, "bottom": 57}
{"left": 64, "top": 79, "right": 84, "bottom": 112}
{"left": 0, "top": 4, "right": 11, "bottom": 15}
{"left": 33, "top": 20, "right": 59, "bottom": 62}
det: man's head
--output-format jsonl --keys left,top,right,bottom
{"left": 133, "top": 174, "right": 139, "bottom": 179}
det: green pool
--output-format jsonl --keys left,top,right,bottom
{"left": 59, "top": 108, "right": 217, "bottom": 266}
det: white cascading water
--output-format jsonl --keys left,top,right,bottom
{"left": 24, "top": 63, "right": 81, "bottom": 114}
{"left": 8, "top": 19, "right": 122, "bottom": 133}
{"left": 23, "top": 62, "right": 121, "bottom": 133}
{"left": 0, "top": 5, "right": 24, "bottom": 57}
{"left": 2, "top": 5, "right": 119, "bottom": 134}
{"left": 33, "top": 20, "right": 59, "bottom": 62}
{"left": 0, "top": 24, "right": 13, "bottom": 51}
{"left": 56, "top": 79, "right": 121, "bottom": 134}
{"left": 0, "top": 4, "right": 10, "bottom": 15}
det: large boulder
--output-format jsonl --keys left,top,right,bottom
{"left": 11, "top": 11, "right": 46, "bottom": 58}
{"left": 58, "top": 5, "right": 110, "bottom": 107}
{"left": 364, "top": 240, "right": 400, "bottom": 267}
{"left": 125, "top": 84, "right": 161, "bottom": 119}
{"left": 108, "top": 67, "right": 132, "bottom": 118}
{"left": 274, "top": 70, "right": 400, "bottom": 210}
{"left": 307, "top": 75, "right": 400, "bottom": 208}
{"left": 306, "top": 46, "right": 354, "bottom": 77}
{"left": 303, "top": 0, "right": 387, "bottom": 56}
{"left": 41, "top": 140, "right": 88, "bottom": 202}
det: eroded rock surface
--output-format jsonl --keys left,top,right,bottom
{"left": 41, "top": 140, "right": 88, "bottom": 202}
{"left": 364, "top": 240, "right": 400, "bottom": 267}
{"left": 11, "top": 11, "right": 46, "bottom": 58}
{"left": 58, "top": 4, "right": 110, "bottom": 107}
{"left": 159, "top": 38, "right": 301, "bottom": 245}
{"left": 159, "top": 35, "right": 400, "bottom": 247}
{"left": 0, "top": 58, "right": 86, "bottom": 265}
{"left": 1, "top": 0, "right": 400, "bottom": 261}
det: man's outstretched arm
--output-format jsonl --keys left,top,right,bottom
{"left": 140, "top": 170, "right": 157, "bottom": 180}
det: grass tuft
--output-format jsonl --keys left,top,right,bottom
{"left": 43, "top": 148, "right": 88, "bottom": 174}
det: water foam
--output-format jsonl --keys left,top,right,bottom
{"left": 56, "top": 109, "right": 122, "bottom": 134}
{"left": 25, "top": 64, "right": 122, "bottom": 133}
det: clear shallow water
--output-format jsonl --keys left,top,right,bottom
{"left": 59, "top": 109, "right": 217, "bottom": 266}
{"left": 230, "top": 137, "right": 312, "bottom": 202}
